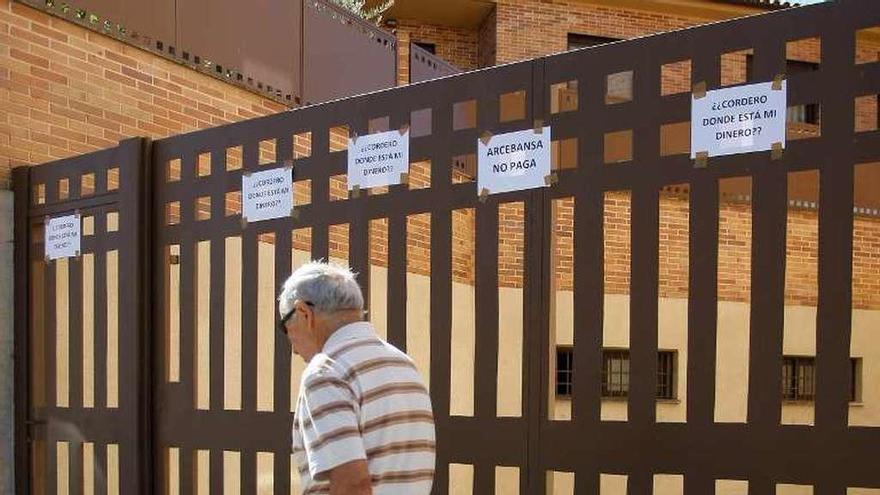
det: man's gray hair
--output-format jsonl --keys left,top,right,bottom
{"left": 278, "top": 261, "right": 364, "bottom": 315}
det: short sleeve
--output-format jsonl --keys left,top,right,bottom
{"left": 299, "top": 373, "right": 366, "bottom": 479}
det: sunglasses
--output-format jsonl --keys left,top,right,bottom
{"left": 278, "top": 301, "right": 314, "bottom": 335}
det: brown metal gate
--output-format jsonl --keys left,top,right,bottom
{"left": 13, "top": 138, "right": 151, "bottom": 494}
{"left": 14, "top": 1, "right": 880, "bottom": 493}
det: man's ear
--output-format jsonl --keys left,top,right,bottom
{"left": 305, "top": 304, "right": 316, "bottom": 331}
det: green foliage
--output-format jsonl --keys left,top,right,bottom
{"left": 330, "top": 0, "right": 394, "bottom": 24}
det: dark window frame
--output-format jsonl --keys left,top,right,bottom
{"left": 657, "top": 351, "right": 677, "bottom": 400}
{"left": 782, "top": 356, "right": 816, "bottom": 401}
{"left": 556, "top": 346, "right": 574, "bottom": 398}
{"left": 413, "top": 41, "right": 436, "bottom": 54}
{"left": 850, "top": 357, "right": 862, "bottom": 403}
{"left": 745, "top": 56, "right": 820, "bottom": 125}
{"left": 602, "top": 349, "right": 630, "bottom": 398}
{"left": 567, "top": 33, "right": 619, "bottom": 51}
{"left": 781, "top": 356, "right": 862, "bottom": 402}
{"left": 552, "top": 348, "right": 678, "bottom": 400}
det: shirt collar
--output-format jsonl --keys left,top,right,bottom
{"left": 322, "top": 321, "right": 376, "bottom": 354}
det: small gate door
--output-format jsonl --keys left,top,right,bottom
{"left": 13, "top": 138, "right": 151, "bottom": 495}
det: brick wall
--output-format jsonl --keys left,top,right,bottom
{"left": 853, "top": 214, "right": 880, "bottom": 310}
{"left": 477, "top": 7, "right": 498, "bottom": 68}
{"left": 558, "top": 192, "right": 880, "bottom": 309}
{"left": 493, "top": 0, "right": 698, "bottom": 65}
{"left": 394, "top": 20, "right": 478, "bottom": 85}
{"left": 0, "top": 0, "right": 286, "bottom": 188}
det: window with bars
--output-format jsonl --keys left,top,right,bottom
{"left": 602, "top": 349, "right": 630, "bottom": 398}
{"left": 781, "top": 356, "right": 862, "bottom": 402}
{"left": 556, "top": 347, "right": 574, "bottom": 397}
{"left": 782, "top": 356, "right": 816, "bottom": 400}
{"left": 657, "top": 351, "right": 677, "bottom": 400}
{"left": 553, "top": 348, "right": 677, "bottom": 400}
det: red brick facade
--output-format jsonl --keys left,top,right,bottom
{"left": 395, "top": 20, "right": 479, "bottom": 84}
{"left": 0, "top": 0, "right": 285, "bottom": 189}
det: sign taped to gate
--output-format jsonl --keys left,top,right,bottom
{"left": 348, "top": 128, "right": 410, "bottom": 190}
{"left": 478, "top": 126, "right": 551, "bottom": 195}
{"left": 242, "top": 166, "right": 293, "bottom": 223}
{"left": 45, "top": 213, "right": 80, "bottom": 260}
{"left": 691, "top": 80, "right": 786, "bottom": 159}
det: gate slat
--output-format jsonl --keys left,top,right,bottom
{"left": 814, "top": 4, "right": 857, "bottom": 433}
{"left": 628, "top": 188, "right": 660, "bottom": 427}
{"left": 241, "top": 449, "right": 257, "bottom": 495}
{"left": 386, "top": 214, "right": 407, "bottom": 351}
{"left": 209, "top": 216, "right": 227, "bottom": 413}
{"left": 746, "top": 38, "right": 787, "bottom": 431}
{"left": 686, "top": 46, "right": 721, "bottom": 435}
{"left": 69, "top": 240, "right": 83, "bottom": 414}
{"left": 274, "top": 227, "right": 293, "bottom": 495}
{"left": 241, "top": 228, "right": 259, "bottom": 413}
{"left": 46, "top": 245, "right": 59, "bottom": 495}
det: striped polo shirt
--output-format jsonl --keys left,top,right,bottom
{"left": 292, "top": 321, "right": 435, "bottom": 495}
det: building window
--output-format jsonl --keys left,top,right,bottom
{"left": 556, "top": 347, "right": 574, "bottom": 397}
{"left": 567, "top": 33, "right": 619, "bottom": 51}
{"left": 586, "top": 349, "right": 678, "bottom": 399}
{"left": 657, "top": 351, "right": 677, "bottom": 400}
{"left": 602, "top": 349, "right": 630, "bottom": 398}
{"left": 850, "top": 358, "right": 863, "bottom": 403}
{"left": 746, "top": 57, "right": 820, "bottom": 124}
{"left": 781, "top": 356, "right": 862, "bottom": 402}
{"left": 413, "top": 41, "right": 436, "bottom": 54}
{"left": 553, "top": 348, "right": 679, "bottom": 400}
{"left": 782, "top": 356, "right": 815, "bottom": 401}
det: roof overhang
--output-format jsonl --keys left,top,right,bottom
{"left": 383, "top": 0, "right": 495, "bottom": 29}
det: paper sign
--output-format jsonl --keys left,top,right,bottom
{"left": 691, "top": 80, "right": 786, "bottom": 158}
{"left": 348, "top": 128, "right": 410, "bottom": 190}
{"left": 45, "top": 213, "right": 80, "bottom": 260}
{"left": 478, "top": 127, "right": 551, "bottom": 195}
{"left": 242, "top": 166, "right": 293, "bottom": 223}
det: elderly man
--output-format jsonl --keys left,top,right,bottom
{"left": 278, "top": 261, "right": 435, "bottom": 495}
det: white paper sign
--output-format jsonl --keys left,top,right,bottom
{"left": 45, "top": 214, "right": 80, "bottom": 260}
{"left": 691, "top": 80, "right": 786, "bottom": 158}
{"left": 242, "top": 166, "right": 293, "bottom": 223}
{"left": 478, "top": 127, "right": 551, "bottom": 195}
{"left": 347, "top": 128, "right": 410, "bottom": 190}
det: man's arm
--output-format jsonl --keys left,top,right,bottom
{"left": 328, "top": 459, "right": 372, "bottom": 495}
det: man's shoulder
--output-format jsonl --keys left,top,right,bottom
{"left": 302, "top": 353, "right": 346, "bottom": 386}
{"left": 326, "top": 334, "right": 405, "bottom": 366}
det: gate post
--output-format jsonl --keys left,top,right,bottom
{"left": 116, "top": 137, "right": 154, "bottom": 494}
{"left": 12, "top": 166, "right": 31, "bottom": 495}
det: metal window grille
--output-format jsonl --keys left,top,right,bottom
{"left": 599, "top": 350, "right": 677, "bottom": 399}
{"left": 782, "top": 356, "right": 816, "bottom": 400}
{"left": 556, "top": 347, "right": 574, "bottom": 398}
{"left": 657, "top": 351, "right": 676, "bottom": 400}
{"left": 601, "top": 350, "right": 630, "bottom": 398}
